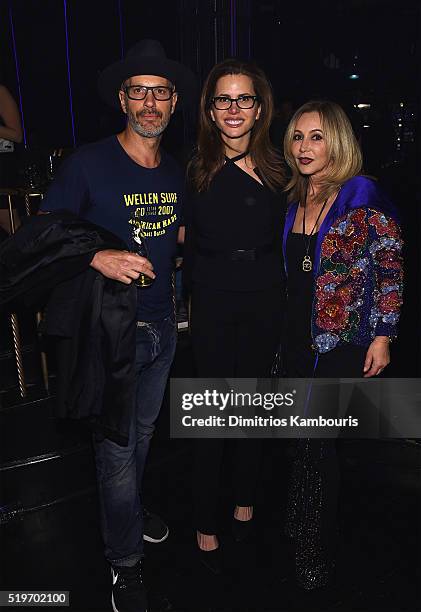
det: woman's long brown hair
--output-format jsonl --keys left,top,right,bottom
{"left": 188, "top": 59, "right": 286, "bottom": 193}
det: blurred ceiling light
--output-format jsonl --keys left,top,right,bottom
{"left": 357, "top": 103, "right": 371, "bottom": 109}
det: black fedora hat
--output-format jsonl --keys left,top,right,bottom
{"left": 98, "top": 39, "right": 196, "bottom": 109}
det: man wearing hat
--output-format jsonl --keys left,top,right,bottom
{"left": 40, "top": 40, "right": 195, "bottom": 612}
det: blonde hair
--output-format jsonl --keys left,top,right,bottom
{"left": 283, "top": 100, "right": 363, "bottom": 205}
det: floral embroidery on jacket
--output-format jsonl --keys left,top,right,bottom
{"left": 313, "top": 207, "right": 403, "bottom": 353}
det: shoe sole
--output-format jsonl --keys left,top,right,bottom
{"left": 111, "top": 592, "right": 118, "bottom": 612}
{"left": 112, "top": 592, "right": 148, "bottom": 612}
{"left": 143, "top": 527, "right": 169, "bottom": 543}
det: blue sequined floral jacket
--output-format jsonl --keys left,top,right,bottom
{"left": 283, "top": 176, "right": 404, "bottom": 354}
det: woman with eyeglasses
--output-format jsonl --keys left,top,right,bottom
{"left": 184, "top": 59, "right": 287, "bottom": 572}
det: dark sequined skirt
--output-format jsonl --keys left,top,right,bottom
{"left": 284, "top": 333, "right": 366, "bottom": 589}
{"left": 285, "top": 438, "right": 339, "bottom": 590}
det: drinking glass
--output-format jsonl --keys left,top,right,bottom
{"left": 131, "top": 216, "right": 154, "bottom": 288}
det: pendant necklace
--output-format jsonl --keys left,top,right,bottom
{"left": 302, "top": 196, "right": 328, "bottom": 272}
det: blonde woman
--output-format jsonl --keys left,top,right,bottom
{"left": 282, "top": 100, "right": 403, "bottom": 588}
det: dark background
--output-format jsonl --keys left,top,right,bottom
{"left": 1, "top": 0, "right": 419, "bottom": 166}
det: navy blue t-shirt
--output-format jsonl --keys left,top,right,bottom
{"left": 41, "top": 135, "right": 183, "bottom": 321}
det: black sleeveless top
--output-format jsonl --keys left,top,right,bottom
{"left": 185, "top": 160, "right": 286, "bottom": 292}
{"left": 285, "top": 231, "right": 317, "bottom": 353}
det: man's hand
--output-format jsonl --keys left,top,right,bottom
{"left": 363, "top": 336, "right": 390, "bottom": 377}
{"left": 90, "top": 249, "right": 155, "bottom": 285}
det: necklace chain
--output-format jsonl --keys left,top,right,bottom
{"left": 302, "top": 197, "right": 328, "bottom": 272}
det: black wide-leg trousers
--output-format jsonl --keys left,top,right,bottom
{"left": 190, "top": 285, "right": 283, "bottom": 534}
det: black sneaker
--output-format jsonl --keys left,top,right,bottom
{"left": 111, "top": 561, "right": 148, "bottom": 612}
{"left": 143, "top": 507, "right": 169, "bottom": 543}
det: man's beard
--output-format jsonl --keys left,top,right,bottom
{"left": 127, "top": 108, "right": 170, "bottom": 138}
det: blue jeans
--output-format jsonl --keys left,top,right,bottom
{"left": 93, "top": 314, "right": 177, "bottom": 566}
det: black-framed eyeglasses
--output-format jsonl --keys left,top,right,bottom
{"left": 211, "top": 95, "right": 259, "bottom": 110}
{"left": 124, "top": 85, "right": 175, "bottom": 101}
